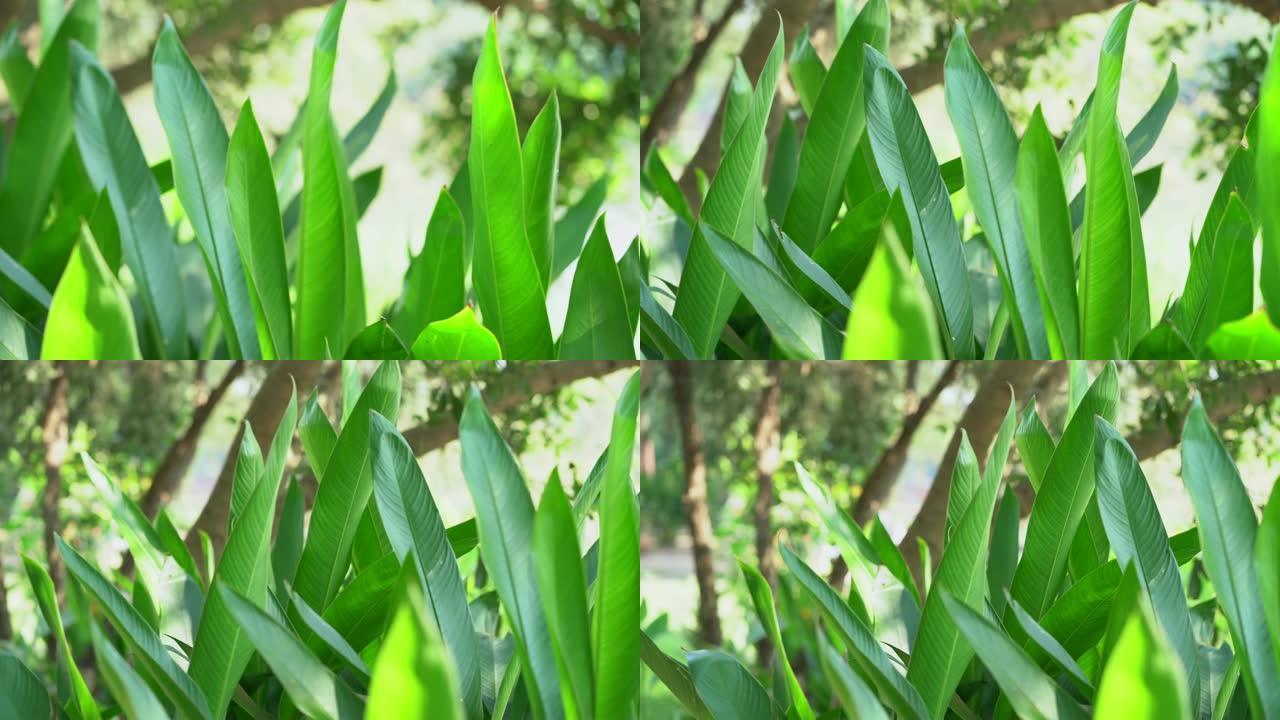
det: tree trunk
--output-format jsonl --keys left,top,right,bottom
{"left": 1128, "top": 369, "right": 1280, "bottom": 460}
{"left": 752, "top": 360, "right": 784, "bottom": 666}
{"left": 39, "top": 361, "right": 70, "bottom": 660}
{"left": 670, "top": 361, "right": 722, "bottom": 647}
{"left": 186, "top": 361, "right": 323, "bottom": 564}
{"left": 898, "top": 362, "right": 1044, "bottom": 582}
{"left": 141, "top": 361, "right": 245, "bottom": 519}
{"left": 828, "top": 361, "right": 961, "bottom": 587}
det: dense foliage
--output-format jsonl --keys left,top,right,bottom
{"left": 0, "top": 364, "right": 643, "bottom": 718}
{"left": 643, "top": 361, "right": 1280, "bottom": 718}
{"left": 0, "top": 0, "right": 639, "bottom": 360}
{"left": 642, "top": 1, "right": 1280, "bottom": 359}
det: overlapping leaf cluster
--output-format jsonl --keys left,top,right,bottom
{"left": 644, "top": 362, "right": 1280, "bottom": 718}
{"left": 0, "top": 366, "right": 644, "bottom": 720}
{"left": 0, "top": 0, "right": 639, "bottom": 360}
{"left": 643, "top": 1, "right": 1280, "bottom": 359}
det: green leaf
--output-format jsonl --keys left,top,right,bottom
{"left": 0, "top": 0, "right": 96, "bottom": 259}
{"left": 639, "top": 283, "right": 697, "bottom": 359}
{"left": 1094, "top": 598, "right": 1191, "bottom": 719}
{"left": 23, "top": 555, "right": 99, "bottom": 720}
{"left": 1176, "top": 194, "right": 1255, "bottom": 353}
{"left": 560, "top": 218, "right": 635, "bottom": 358}
{"left": 368, "top": 411, "right": 483, "bottom": 719}
{"left": 0, "top": 296, "right": 39, "bottom": 359}
{"left": 775, "top": 225, "right": 851, "bottom": 311}
{"left": 71, "top": 44, "right": 187, "bottom": 357}
{"left": 227, "top": 99, "right": 292, "bottom": 359}
{"left": 1004, "top": 595, "right": 1094, "bottom": 695}
{"left": 321, "top": 552, "right": 400, "bottom": 654}
{"left": 191, "top": 387, "right": 298, "bottom": 717}
{"left": 294, "top": 361, "right": 401, "bottom": 610}
{"left": 59, "top": 536, "right": 213, "bottom": 720}
{"left": 640, "top": 631, "right": 711, "bottom": 720}
{"left": 410, "top": 306, "right": 502, "bottom": 360}
{"left": 1258, "top": 480, "right": 1280, "bottom": 676}
{"left": 945, "top": 24, "right": 1048, "bottom": 358}
{"left": 41, "top": 228, "right": 140, "bottom": 359}
{"left": 594, "top": 371, "right": 642, "bottom": 716}
{"left": 468, "top": 18, "right": 553, "bottom": 358}
{"left": 863, "top": 46, "right": 974, "bottom": 357}
{"left": 153, "top": 18, "right": 258, "bottom": 359}
{"left": 782, "top": 546, "right": 929, "bottom": 719}
{"left": 366, "top": 580, "right": 465, "bottom": 720}
{"left": 1181, "top": 398, "right": 1280, "bottom": 715}
{"left": 843, "top": 214, "right": 942, "bottom": 359}
{"left": 702, "top": 225, "right": 842, "bottom": 358}
{"left": 90, "top": 621, "right": 168, "bottom": 720}
{"left": 1012, "top": 362, "right": 1119, "bottom": 619}
{"left": 459, "top": 389, "right": 562, "bottom": 720}
{"left": 0, "top": 25, "right": 36, "bottom": 113}
{"left": 1092, "top": 418, "right": 1199, "bottom": 698}
{"left": 343, "top": 319, "right": 409, "bottom": 359}
{"left": 672, "top": 24, "right": 784, "bottom": 357}
{"left": 688, "top": 650, "right": 774, "bottom": 720}
{"left": 296, "top": 0, "right": 361, "bottom": 358}
{"left": 390, "top": 188, "right": 465, "bottom": 342}
{"left": 534, "top": 478, "right": 594, "bottom": 720}
{"left": 1258, "top": 31, "right": 1280, "bottom": 326}
{"left": 1079, "top": 2, "right": 1149, "bottom": 357}
{"left": 740, "top": 562, "right": 815, "bottom": 720}
{"left": 290, "top": 590, "right": 371, "bottom": 680}
{"left": 766, "top": 114, "right": 799, "bottom": 222}
{"left": 782, "top": 0, "right": 888, "bottom": 253}
{"left": 1206, "top": 310, "right": 1280, "bottom": 359}
{"left": 1017, "top": 105, "right": 1080, "bottom": 358}
{"left": 553, "top": 175, "right": 610, "bottom": 281}
{"left": 788, "top": 26, "right": 825, "bottom": 115}
{"left": 940, "top": 592, "right": 1088, "bottom": 720}
{"left": 817, "top": 633, "right": 889, "bottom": 720}
{"left": 523, "top": 92, "right": 560, "bottom": 287}
{"left": 0, "top": 652, "right": 50, "bottom": 720}
{"left": 219, "top": 586, "right": 364, "bottom": 720}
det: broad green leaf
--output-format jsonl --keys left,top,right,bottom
{"left": 1258, "top": 480, "right": 1280, "bottom": 674}
{"left": 554, "top": 176, "right": 610, "bottom": 281}
{"left": 0, "top": 0, "right": 96, "bottom": 259}
{"left": 1079, "top": 3, "right": 1149, "bottom": 357}
{"left": 220, "top": 586, "right": 364, "bottom": 720}
{"left": 1017, "top": 105, "right": 1079, "bottom": 358}
{"left": 766, "top": 114, "right": 799, "bottom": 222}
{"left": 941, "top": 592, "right": 1087, "bottom": 720}
{"left": 534, "top": 479, "right": 594, "bottom": 720}
{"left": 0, "top": 236, "right": 53, "bottom": 315}
{"left": 672, "top": 24, "right": 783, "bottom": 357}
{"left": 523, "top": 92, "right": 560, "bottom": 287}
{"left": 227, "top": 99, "right": 292, "bottom": 359}
{"left": 369, "top": 411, "right": 483, "bottom": 719}
{"left": 0, "top": 652, "right": 50, "bottom": 720}
{"left": 1176, "top": 194, "right": 1255, "bottom": 352}
{"left": 0, "top": 25, "right": 35, "bottom": 112}
{"left": 740, "top": 562, "right": 815, "bottom": 720}
{"left": 321, "top": 552, "right": 401, "bottom": 654}
{"left": 42, "top": 229, "right": 140, "bottom": 359}
{"left": 410, "top": 306, "right": 502, "bottom": 360}
{"left": 775, "top": 225, "right": 851, "bottom": 311}
{"left": 294, "top": 361, "right": 401, "bottom": 610}
{"left": 366, "top": 581, "right": 465, "bottom": 720}
{"left": 1258, "top": 31, "right": 1280, "bottom": 326}
{"left": 70, "top": 44, "right": 186, "bottom": 357}
{"left": 782, "top": 546, "right": 929, "bottom": 720}
{"left": 594, "top": 372, "right": 642, "bottom": 717}
{"left": 945, "top": 24, "right": 1048, "bottom": 358}
{"left": 702, "top": 225, "right": 842, "bottom": 358}
{"left": 863, "top": 46, "right": 973, "bottom": 357}
{"left": 90, "top": 621, "right": 167, "bottom": 720}
{"left": 59, "top": 537, "right": 213, "bottom": 720}
{"left": 639, "top": 284, "right": 697, "bottom": 359}
{"left": 468, "top": 19, "right": 553, "bottom": 358}
{"left": 688, "top": 650, "right": 773, "bottom": 720}
{"left": 560, "top": 218, "right": 635, "bottom": 358}
{"left": 788, "top": 26, "right": 826, "bottom": 115}
{"left": 843, "top": 215, "right": 942, "bottom": 359}
{"left": 154, "top": 18, "right": 258, "bottom": 359}
{"left": 290, "top": 590, "right": 371, "bottom": 680}
{"left": 296, "top": 0, "right": 360, "bottom": 358}
{"left": 273, "top": 475, "right": 306, "bottom": 594}
{"left": 640, "top": 631, "right": 712, "bottom": 720}
{"left": 782, "top": 0, "right": 888, "bottom": 253}
{"left": 1094, "top": 599, "right": 1190, "bottom": 719}
{"left": 1004, "top": 595, "right": 1094, "bottom": 694}
{"left": 459, "top": 389, "right": 562, "bottom": 720}
{"left": 390, "top": 188, "right": 465, "bottom": 342}
{"left": 1206, "top": 310, "right": 1280, "bottom": 359}
{"left": 1011, "top": 362, "right": 1118, "bottom": 619}
{"left": 618, "top": 236, "right": 646, "bottom": 336}
{"left": 818, "top": 634, "right": 889, "bottom": 720}
{"left": 23, "top": 555, "right": 99, "bottom": 720}
{"left": 191, "top": 389, "right": 298, "bottom": 717}
{"left": 344, "top": 319, "right": 409, "bottom": 359}
{"left": 1092, "top": 418, "right": 1198, "bottom": 698}
{"left": 909, "top": 400, "right": 1015, "bottom": 718}
{"left": 641, "top": 150, "right": 693, "bottom": 227}
{"left": 1181, "top": 398, "right": 1280, "bottom": 715}
{"left": 0, "top": 296, "right": 39, "bottom": 359}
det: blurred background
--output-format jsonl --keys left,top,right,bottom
{"left": 641, "top": 0, "right": 1280, "bottom": 318}
{"left": 637, "top": 360, "right": 1280, "bottom": 716}
{"left": 0, "top": 0, "right": 639, "bottom": 317}
{"left": 0, "top": 360, "right": 638, "bottom": 669}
